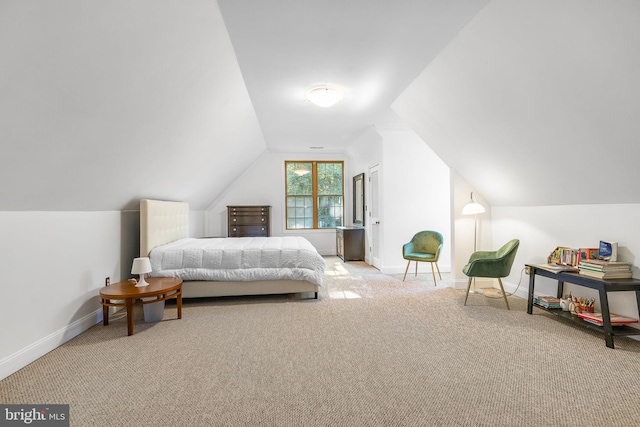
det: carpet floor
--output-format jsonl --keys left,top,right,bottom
{"left": 2, "top": 257, "right": 640, "bottom": 426}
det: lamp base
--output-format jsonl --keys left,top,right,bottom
{"left": 468, "top": 278, "right": 483, "bottom": 294}
{"left": 135, "top": 276, "right": 149, "bottom": 287}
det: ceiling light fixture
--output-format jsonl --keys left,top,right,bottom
{"left": 306, "top": 86, "right": 344, "bottom": 108}
{"left": 293, "top": 168, "right": 310, "bottom": 176}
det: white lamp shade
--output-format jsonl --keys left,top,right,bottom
{"left": 462, "top": 202, "right": 486, "bottom": 215}
{"left": 131, "top": 257, "right": 152, "bottom": 275}
{"left": 306, "top": 86, "right": 344, "bottom": 107}
{"left": 462, "top": 191, "right": 486, "bottom": 215}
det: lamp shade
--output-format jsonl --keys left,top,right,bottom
{"left": 306, "top": 86, "right": 344, "bottom": 107}
{"left": 131, "top": 257, "right": 152, "bottom": 275}
{"left": 462, "top": 192, "right": 485, "bottom": 215}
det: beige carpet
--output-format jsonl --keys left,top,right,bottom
{"left": 2, "top": 257, "right": 640, "bottom": 426}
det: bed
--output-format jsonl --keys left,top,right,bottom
{"left": 140, "top": 199, "right": 324, "bottom": 299}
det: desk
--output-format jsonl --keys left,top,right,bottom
{"left": 100, "top": 277, "right": 182, "bottom": 336}
{"left": 526, "top": 264, "right": 640, "bottom": 348}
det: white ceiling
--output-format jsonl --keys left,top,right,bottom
{"left": 393, "top": 0, "right": 640, "bottom": 206}
{"left": 0, "top": 1, "right": 266, "bottom": 211}
{"left": 217, "top": 0, "right": 489, "bottom": 152}
{"left": 3, "top": 0, "right": 639, "bottom": 211}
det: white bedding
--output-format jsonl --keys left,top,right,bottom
{"left": 149, "top": 236, "right": 325, "bottom": 287}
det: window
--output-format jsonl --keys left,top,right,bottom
{"left": 285, "top": 161, "right": 344, "bottom": 229}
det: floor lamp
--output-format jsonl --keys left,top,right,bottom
{"left": 462, "top": 192, "right": 485, "bottom": 294}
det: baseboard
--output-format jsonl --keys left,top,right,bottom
{"left": 0, "top": 308, "right": 102, "bottom": 381}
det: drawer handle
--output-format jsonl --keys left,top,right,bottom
{"left": 233, "top": 228, "right": 237, "bottom": 232}
{"left": 233, "top": 218, "right": 237, "bottom": 222}
{"left": 261, "top": 228, "right": 265, "bottom": 231}
{"left": 261, "top": 218, "right": 265, "bottom": 222}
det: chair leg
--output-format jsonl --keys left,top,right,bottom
{"left": 403, "top": 261, "right": 411, "bottom": 281}
{"left": 497, "top": 278, "right": 510, "bottom": 310}
{"left": 464, "top": 277, "right": 473, "bottom": 306}
{"left": 430, "top": 262, "right": 437, "bottom": 286}
{"left": 435, "top": 262, "right": 442, "bottom": 280}
{"left": 415, "top": 261, "right": 418, "bottom": 277}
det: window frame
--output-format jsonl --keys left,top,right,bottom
{"left": 285, "top": 160, "right": 344, "bottom": 230}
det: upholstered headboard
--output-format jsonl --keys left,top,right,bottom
{"left": 140, "top": 199, "right": 189, "bottom": 257}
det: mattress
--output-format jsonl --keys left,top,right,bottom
{"left": 149, "top": 236, "right": 325, "bottom": 286}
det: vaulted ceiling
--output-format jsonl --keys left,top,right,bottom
{"left": 393, "top": 0, "right": 640, "bottom": 207}
{"left": 217, "top": 0, "right": 488, "bottom": 152}
{"left": 1, "top": 0, "right": 639, "bottom": 211}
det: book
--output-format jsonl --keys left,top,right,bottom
{"left": 580, "top": 265, "right": 631, "bottom": 272}
{"left": 579, "top": 260, "right": 632, "bottom": 278}
{"left": 579, "top": 259, "right": 631, "bottom": 268}
{"left": 598, "top": 241, "right": 618, "bottom": 262}
{"left": 547, "top": 246, "right": 580, "bottom": 267}
{"left": 579, "top": 248, "right": 599, "bottom": 263}
{"left": 535, "top": 263, "right": 579, "bottom": 273}
{"left": 579, "top": 269, "right": 633, "bottom": 279}
{"left": 534, "top": 296, "right": 561, "bottom": 309}
{"left": 577, "top": 311, "right": 638, "bottom": 325}
{"left": 536, "top": 296, "right": 560, "bottom": 303}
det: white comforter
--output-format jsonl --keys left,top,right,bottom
{"left": 149, "top": 236, "right": 325, "bottom": 286}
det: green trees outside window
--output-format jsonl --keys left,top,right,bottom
{"left": 285, "top": 161, "right": 343, "bottom": 229}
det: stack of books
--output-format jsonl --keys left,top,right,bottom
{"left": 579, "top": 259, "right": 633, "bottom": 279}
{"left": 534, "top": 296, "right": 561, "bottom": 309}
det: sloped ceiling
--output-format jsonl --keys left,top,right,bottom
{"left": 217, "top": 0, "right": 489, "bottom": 152}
{"left": 392, "top": 0, "right": 640, "bottom": 206}
{"left": 0, "top": 0, "right": 266, "bottom": 211}
{"left": 4, "top": 0, "right": 637, "bottom": 212}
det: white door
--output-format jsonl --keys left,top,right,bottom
{"left": 368, "top": 164, "right": 381, "bottom": 269}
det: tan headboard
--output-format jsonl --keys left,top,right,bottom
{"left": 140, "top": 199, "right": 189, "bottom": 257}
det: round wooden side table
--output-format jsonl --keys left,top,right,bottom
{"left": 99, "top": 277, "right": 182, "bottom": 336}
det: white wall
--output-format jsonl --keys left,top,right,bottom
{"left": 346, "top": 127, "right": 383, "bottom": 264}
{"left": 0, "top": 212, "right": 122, "bottom": 380}
{"left": 451, "top": 171, "right": 494, "bottom": 288}
{"left": 205, "top": 151, "right": 347, "bottom": 255}
{"left": 378, "top": 127, "right": 452, "bottom": 274}
{"left": 203, "top": 129, "right": 453, "bottom": 275}
{"left": 0, "top": 207, "right": 205, "bottom": 381}
{"left": 190, "top": 210, "right": 206, "bottom": 239}
{"left": 492, "top": 204, "right": 640, "bottom": 319}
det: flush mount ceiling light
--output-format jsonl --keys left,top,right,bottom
{"left": 293, "top": 168, "right": 310, "bottom": 176}
{"left": 306, "top": 86, "right": 344, "bottom": 108}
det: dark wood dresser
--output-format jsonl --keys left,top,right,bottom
{"left": 336, "top": 226, "right": 365, "bottom": 261}
{"left": 227, "top": 206, "right": 271, "bottom": 237}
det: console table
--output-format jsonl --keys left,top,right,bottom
{"left": 526, "top": 264, "right": 640, "bottom": 348}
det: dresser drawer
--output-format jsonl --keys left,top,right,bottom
{"left": 229, "top": 225, "right": 269, "bottom": 237}
{"left": 228, "top": 206, "right": 269, "bottom": 214}
{"left": 229, "top": 215, "right": 268, "bottom": 225}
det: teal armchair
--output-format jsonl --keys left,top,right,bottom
{"left": 402, "top": 231, "right": 443, "bottom": 285}
{"left": 463, "top": 239, "right": 519, "bottom": 309}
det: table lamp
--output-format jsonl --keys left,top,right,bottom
{"left": 131, "top": 257, "right": 152, "bottom": 287}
